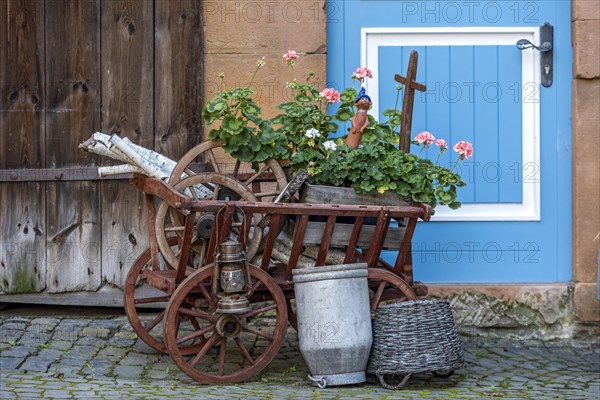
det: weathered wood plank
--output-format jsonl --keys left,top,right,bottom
{"left": 301, "top": 184, "right": 412, "bottom": 207}
{"left": 45, "top": 0, "right": 102, "bottom": 292}
{"left": 100, "top": 0, "right": 154, "bottom": 288}
{"left": 0, "top": 0, "right": 46, "bottom": 294}
{"left": 294, "top": 221, "right": 406, "bottom": 249}
{"left": 0, "top": 285, "right": 130, "bottom": 307}
{"left": 154, "top": 0, "right": 203, "bottom": 159}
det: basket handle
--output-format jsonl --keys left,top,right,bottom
{"left": 432, "top": 370, "right": 455, "bottom": 378}
{"left": 376, "top": 371, "right": 412, "bottom": 390}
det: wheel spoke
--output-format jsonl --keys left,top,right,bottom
{"left": 255, "top": 190, "right": 280, "bottom": 198}
{"left": 241, "top": 303, "right": 277, "bottom": 319}
{"left": 183, "top": 167, "right": 195, "bottom": 178}
{"left": 197, "top": 283, "right": 217, "bottom": 311}
{"left": 212, "top": 183, "right": 221, "bottom": 200}
{"left": 164, "top": 226, "right": 186, "bottom": 232}
{"left": 207, "top": 149, "right": 220, "bottom": 173}
{"left": 144, "top": 311, "right": 165, "bottom": 332}
{"left": 190, "top": 334, "right": 220, "bottom": 367}
{"left": 218, "top": 337, "right": 227, "bottom": 376}
{"left": 232, "top": 160, "right": 241, "bottom": 179}
{"left": 234, "top": 337, "right": 255, "bottom": 365}
{"left": 134, "top": 295, "right": 170, "bottom": 304}
{"left": 191, "top": 240, "right": 207, "bottom": 258}
{"left": 251, "top": 279, "right": 262, "bottom": 293}
{"left": 176, "top": 323, "right": 214, "bottom": 345}
{"left": 242, "top": 326, "right": 274, "bottom": 341}
{"left": 177, "top": 306, "right": 213, "bottom": 322}
{"left": 371, "top": 280, "right": 387, "bottom": 312}
{"left": 243, "top": 164, "right": 269, "bottom": 186}
{"left": 189, "top": 316, "right": 202, "bottom": 331}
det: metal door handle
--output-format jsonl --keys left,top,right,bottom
{"left": 516, "top": 22, "right": 554, "bottom": 88}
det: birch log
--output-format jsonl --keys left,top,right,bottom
{"left": 80, "top": 132, "right": 211, "bottom": 197}
{"left": 97, "top": 164, "right": 145, "bottom": 177}
{"left": 109, "top": 134, "right": 170, "bottom": 180}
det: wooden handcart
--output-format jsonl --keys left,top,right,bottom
{"left": 122, "top": 138, "right": 433, "bottom": 385}
{"left": 119, "top": 50, "right": 435, "bottom": 385}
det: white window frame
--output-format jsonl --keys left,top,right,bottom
{"left": 361, "top": 27, "right": 541, "bottom": 221}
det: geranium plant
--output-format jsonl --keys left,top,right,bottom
{"left": 202, "top": 51, "right": 473, "bottom": 209}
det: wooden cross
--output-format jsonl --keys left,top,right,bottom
{"left": 395, "top": 51, "right": 426, "bottom": 152}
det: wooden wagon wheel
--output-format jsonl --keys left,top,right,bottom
{"left": 169, "top": 139, "right": 288, "bottom": 200}
{"left": 367, "top": 268, "right": 417, "bottom": 313}
{"left": 286, "top": 268, "right": 417, "bottom": 331}
{"left": 155, "top": 172, "right": 262, "bottom": 270}
{"left": 164, "top": 264, "right": 288, "bottom": 384}
{"left": 123, "top": 240, "right": 206, "bottom": 355}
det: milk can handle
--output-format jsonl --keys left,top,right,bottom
{"left": 307, "top": 374, "right": 327, "bottom": 389}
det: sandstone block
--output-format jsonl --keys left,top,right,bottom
{"left": 427, "top": 283, "right": 574, "bottom": 340}
{"left": 204, "top": 1, "right": 326, "bottom": 54}
{"left": 204, "top": 53, "right": 327, "bottom": 118}
{"left": 574, "top": 282, "right": 600, "bottom": 321}
{"left": 572, "top": 79, "right": 600, "bottom": 282}
{"left": 572, "top": 0, "right": 600, "bottom": 21}
{"left": 573, "top": 20, "right": 600, "bottom": 79}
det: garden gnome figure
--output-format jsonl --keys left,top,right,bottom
{"left": 345, "top": 87, "right": 372, "bottom": 149}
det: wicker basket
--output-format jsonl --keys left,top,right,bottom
{"left": 367, "top": 300, "right": 464, "bottom": 389}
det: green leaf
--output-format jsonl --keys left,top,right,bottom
{"left": 335, "top": 108, "right": 354, "bottom": 122}
{"left": 231, "top": 147, "right": 254, "bottom": 162}
{"left": 325, "top": 122, "right": 338, "bottom": 132}
{"left": 413, "top": 193, "right": 432, "bottom": 203}
{"left": 206, "top": 98, "right": 228, "bottom": 112}
{"left": 388, "top": 116, "right": 401, "bottom": 126}
{"left": 221, "top": 115, "right": 244, "bottom": 134}
{"left": 448, "top": 201, "right": 461, "bottom": 210}
{"left": 295, "top": 94, "right": 311, "bottom": 103}
{"left": 241, "top": 101, "right": 261, "bottom": 118}
{"left": 249, "top": 135, "right": 262, "bottom": 152}
{"left": 207, "top": 128, "right": 221, "bottom": 140}
{"left": 382, "top": 109, "right": 401, "bottom": 118}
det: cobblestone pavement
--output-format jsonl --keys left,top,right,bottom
{"left": 0, "top": 308, "right": 599, "bottom": 399}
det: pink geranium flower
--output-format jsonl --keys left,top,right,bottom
{"left": 453, "top": 141, "right": 474, "bottom": 159}
{"left": 319, "top": 88, "right": 341, "bottom": 103}
{"left": 435, "top": 139, "right": 448, "bottom": 150}
{"left": 283, "top": 50, "right": 299, "bottom": 65}
{"left": 353, "top": 67, "right": 373, "bottom": 81}
{"left": 414, "top": 131, "right": 435, "bottom": 146}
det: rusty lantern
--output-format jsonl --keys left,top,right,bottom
{"left": 212, "top": 240, "right": 252, "bottom": 314}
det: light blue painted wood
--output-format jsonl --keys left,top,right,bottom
{"left": 377, "top": 45, "right": 524, "bottom": 204}
{"left": 474, "top": 46, "right": 500, "bottom": 202}
{"left": 497, "top": 46, "right": 524, "bottom": 202}
{"left": 328, "top": 0, "right": 572, "bottom": 283}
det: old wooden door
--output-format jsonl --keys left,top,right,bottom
{"left": 0, "top": 0, "right": 203, "bottom": 301}
{"left": 328, "top": 0, "right": 572, "bottom": 282}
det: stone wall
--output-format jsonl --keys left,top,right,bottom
{"left": 427, "top": 284, "right": 575, "bottom": 340}
{"left": 572, "top": 0, "right": 600, "bottom": 325}
{"left": 203, "top": 1, "right": 327, "bottom": 119}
